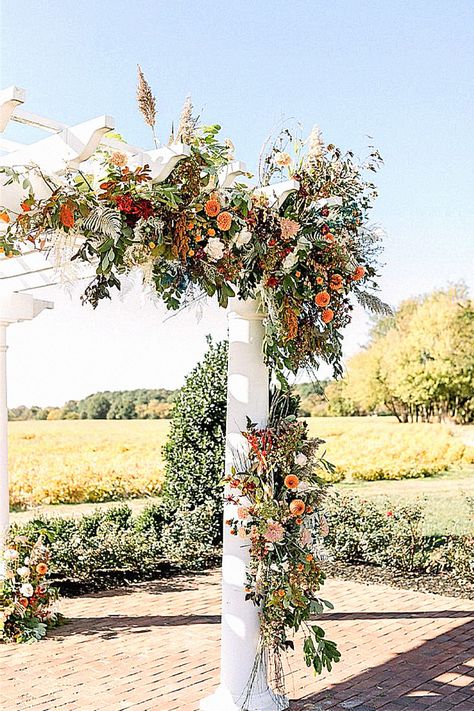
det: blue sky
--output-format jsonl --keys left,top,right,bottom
{"left": 1, "top": 0, "right": 473, "bottom": 405}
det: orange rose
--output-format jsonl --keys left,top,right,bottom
{"left": 207, "top": 228, "right": 216, "bottom": 237}
{"left": 0, "top": 211, "right": 10, "bottom": 223}
{"left": 314, "top": 291, "right": 330, "bottom": 308}
{"left": 329, "top": 274, "right": 343, "bottom": 291}
{"left": 277, "top": 589, "right": 286, "bottom": 598}
{"left": 322, "top": 309, "right": 334, "bottom": 324}
{"left": 36, "top": 563, "right": 48, "bottom": 575}
{"left": 216, "top": 211, "right": 232, "bottom": 231}
{"left": 284, "top": 474, "right": 299, "bottom": 489}
{"left": 306, "top": 554, "right": 313, "bottom": 562}
{"left": 289, "top": 499, "right": 306, "bottom": 516}
{"left": 325, "top": 232, "right": 335, "bottom": 242}
{"left": 353, "top": 265, "right": 366, "bottom": 281}
{"left": 59, "top": 204, "right": 75, "bottom": 228}
{"left": 316, "top": 276, "right": 324, "bottom": 285}
{"left": 295, "top": 270, "right": 301, "bottom": 278}
{"left": 204, "top": 198, "right": 220, "bottom": 217}
{"left": 187, "top": 222, "right": 195, "bottom": 231}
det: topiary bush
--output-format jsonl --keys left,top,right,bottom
{"left": 158, "top": 336, "right": 228, "bottom": 565}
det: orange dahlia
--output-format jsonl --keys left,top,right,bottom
{"left": 353, "top": 265, "right": 366, "bottom": 281}
{"left": 216, "top": 211, "right": 232, "bottom": 231}
{"left": 314, "top": 291, "right": 330, "bottom": 308}
{"left": 322, "top": 308, "right": 334, "bottom": 324}
{"left": 289, "top": 499, "right": 306, "bottom": 516}
{"left": 204, "top": 198, "right": 220, "bottom": 217}
{"left": 284, "top": 474, "right": 299, "bottom": 489}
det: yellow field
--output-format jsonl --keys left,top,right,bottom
{"left": 8, "top": 417, "right": 474, "bottom": 510}
{"left": 9, "top": 420, "right": 169, "bottom": 509}
{"left": 305, "top": 417, "right": 474, "bottom": 481}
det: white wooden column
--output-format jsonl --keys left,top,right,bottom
{"left": 201, "top": 298, "right": 287, "bottom": 711}
{"left": 0, "top": 293, "right": 53, "bottom": 540}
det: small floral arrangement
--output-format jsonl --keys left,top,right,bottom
{"left": 224, "top": 408, "right": 340, "bottom": 701}
{"left": 0, "top": 533, "right": 62, "bottom": 643}
{"left": 0, "top": 70, "right": 389, "bottom": 382}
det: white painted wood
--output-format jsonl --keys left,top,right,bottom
{"left": 200, "top": 298, "right": 288, "bottom": 711}
{"left": 219, "top": 160, "right": 247, "bottom": 188}
{"left": 0, "top": 86, "right": 25, "bottom": 133}
{"left": 0, "top": 294, "right": 53, "bottom": 536}
{"left": 260, "top": 179, "right": 299, "bottom": 208}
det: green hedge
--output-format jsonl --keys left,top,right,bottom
{"left": 13, "top": 495, "right": 473, "bottom": 595}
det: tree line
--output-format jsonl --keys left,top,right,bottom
{"left": 8, "top": 389, "right": 177, "bottom": 421}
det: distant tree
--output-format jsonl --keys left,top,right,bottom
{"left": 331, "top": 285, "right": 474, "bottom": 423}
{"left": 81, "top": 394, "right": 111, "bottom": 420}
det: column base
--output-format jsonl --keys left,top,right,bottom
{"left": 200, "top": 684, "right": 288, "bottom": 711}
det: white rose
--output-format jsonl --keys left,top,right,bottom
{"left": 3, "top": 549, "right": 18, "bottom": 561}
{"left": 20, "top": 583, "right": 34, "bottom": 598}
{"left": 204, "top": 237, "right": 225, "bottom": 262}
{"left": 294, "top": 452, "right": 308, "bottom": 467}
{"left": 234, "top": 228, "right": 252, "bottom": 248}
{"left": 282, "top": 251, "right": 298, "bottom": 272}
{"left": 16, "top": 566, "right": 30, "bottom": 578}
{"left": 24, "top": 557, "right": 30, "bottom": 565}
{"left": 297, "top": 481, "right": 310, "bottom": 492}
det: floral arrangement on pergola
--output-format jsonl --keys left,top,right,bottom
{"left": 0, "top": 70, "right": 389, "bottom": 701}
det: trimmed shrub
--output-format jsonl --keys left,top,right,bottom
{"left": 159, "top": 337, "right": 227, "bottom": 564}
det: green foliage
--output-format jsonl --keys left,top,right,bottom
{"left": 9, "top": 388, "right": 176, "bottom": 421}
{"left": 9, "top": 495, "right": 473, "bottom": 591}
{"left": 324, "top": 493, "right": 473, "bottom": 577}
{"left": 326, "top": 285, "right": 474, "bottom": 423}
{"left": 160, "top": 337, "right": 227, "bottom": 560}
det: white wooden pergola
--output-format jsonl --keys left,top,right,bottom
{"left": 0, "top": 86, "right": 299, "bottom": 710}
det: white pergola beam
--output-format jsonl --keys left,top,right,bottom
{"left": 0, "top": 293, "right": 53, "bottom": 535}
{"left": 0, "top": 86, "right": 26, "bottom": 133}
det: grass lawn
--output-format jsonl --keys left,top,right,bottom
{"left": 333, "top": 467, "right": 474, "bottom": 536}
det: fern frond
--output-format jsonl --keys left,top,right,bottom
{"left": 354, "top": 289, "right": 393, "bottom": 315}
{"left": 81, "top": 207, "right": 122, "bottom": 240}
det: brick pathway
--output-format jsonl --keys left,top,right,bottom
{"left": 1, "top": 571, "right": 473, "bottom": 711}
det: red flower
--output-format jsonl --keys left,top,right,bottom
{"left": 59, "top": 204, "right": 75, "bottom": 228}
{"left": 266, "top": 276, "right": 279, "bottom": 288}
{"left": 116, "top": 195, "right": 134, "bottom": 213}
{"left": 386, "top": 510, "right": 393, "bottom": 517}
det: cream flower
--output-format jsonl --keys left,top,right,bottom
{"left": 234, "top": 228, "right": 252, "bottom": 248}
{"left": 274, "top": 152, "right": 292, "bottom": 168}
{"left": 16, "top": 566, "right": 30, "bottom": 578}
{"left": 237, "top": 506, "right": 250, "bottom": 519}
{"left": 282, "top": 251, "right": 298, "bottom": 272}
{"left": 204, "top": 237, "right": 225, "bottom": 262}
{"left": 19, "top": 583, "right": 34, "bottom": 598}
{"left": 297, "top": 481, "right": 310, "bottom": 492}
{"left": 3, "top": 549, "right": 18, "bottom": 561}
{"left": 237, "top": 527, "right": 248, "bottom": 539}
{"left": 295, "top": 452, "right": 308, "bottom": 467}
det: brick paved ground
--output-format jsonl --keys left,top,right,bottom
{"left": 1, "top": 570, "right": 473, "bottom": 711}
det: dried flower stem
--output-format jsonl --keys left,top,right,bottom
{"left": 136, "top": 64, "right": 158, "bottom": 148}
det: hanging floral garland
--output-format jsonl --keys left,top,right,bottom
{"left": 0, "top": 73, "right": 388, "bottom": 382}
{"left": 0, "top": 70, "right": 388, "bottom": 682}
